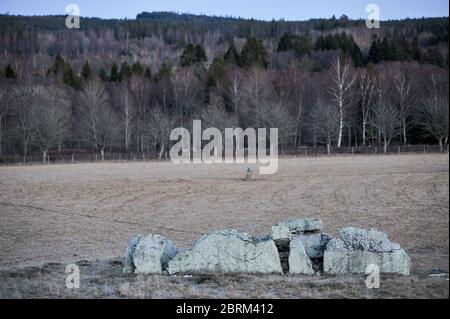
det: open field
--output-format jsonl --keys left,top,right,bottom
{"left": 0, "top": 154, "right": 448, "bottom": 298}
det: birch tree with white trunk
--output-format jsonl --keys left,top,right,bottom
{"left": 328, "top": 56, "right": 356, "bottom": 148}
{"left": 393, "top": 70, "right": 416, "bottom": 146}
{"left": 119, "top": 84, "right": 135, "bottom": 152}
{"left": 358, "top": 70, "right": 377, "bottom": 146}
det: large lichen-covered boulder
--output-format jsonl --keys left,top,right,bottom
{"left": 271, "top": 218, "right": 323, "bottom": 241}
{"left": 323, "top": 229, "right": 411, "bottom": 276}
{"left": 123, "top": 234, "right": 142, "bottom": 274}
{"left": 294, "top": 233, "right": 332, "bottom": 259}
{"left": 132, "top": 234, "right": 179, "bottom": 274}
{"left": 167, "top": 230, "right": 282, "bottom": 275}
{"left": 288, "top": 237, "right": 315, "bottom": 275}
{"left": 338, "top": 227, "right": 401, "bottom": 252}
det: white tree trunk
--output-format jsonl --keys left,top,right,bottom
{"left": 362, "top": 120, "right": 367, "bottom": 147}
{"left": 337, "top": 105, "right": 343, "bottom": 148}
{"left": 158, "top": 143, "right": 165, "bottom": 161}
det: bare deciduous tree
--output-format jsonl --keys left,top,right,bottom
{"left": 328, "top": 56, "right": 356, "bottom": 148}
{"left": 201, "top": 94, "right": 237, "bottom": 131}
{"left": 370, "top": 91, "right": 401, "bottom": 153}
{"left": 30, "top": 86, "right": 71, "bottom": 163}
{"left": 312, "top": 100, "right": 341, "bottom": 154}
{"left": 420, "top": 73, "right": 449, "bottom": 152}
{"left": 118, "top": 84, "right": 135, "bottom": 152}
{"left": 358, "top": 70, "right": 377, "bottom": 146}
{"left": 147, "top": 107, "right": 176, "bottom": 160}
{"left": 11, "top": 85, "right": 34, "bottom": 162}
{"left": 393, "top": 70, "right": 416, "bottom": 145}
{"left": 0, "top": 87, "right": 9, "bottom": 156}
{"left": 78, "top": 79, "right": 118, "bottom": 160}
{"left": 222, "top": 67, "right": 245, "bottom": 124}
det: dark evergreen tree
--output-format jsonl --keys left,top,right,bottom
{"left": 144, "top": 66, "right": 152, "bottom": 79}
{"left": 411, "top": 37, "right": 422, "bottom": 61}
{"left": 156, "top": 58, "right": 172, "bottom": 81}
{"left": 180, "top": 43, "right": 207, "bottom": 67}
{"left": 207, "top": 56, "right": 227, "bottom": 87}
{"left": 380, "top": 38, "right": 393, "bottom": 61}
{"left": 110, "top": 63, "right": 119, "bottom": 81}
{"left": 4, "top": 64, "right": 17, "bottom": 79}
{"left": 239, "top": 37, "right": 269, "bottom": 68}
{"left": 368, "top": 39, "right": 382, "bottom": 63}
{"left": 81, "top": 60, "right": 92, "bottom": 80}
{"left": 132, "top": 61, "right": 144, "bottom": 75}
{"left": 277, "top": 33, "right": 294, "bottom": 52}
{"left": 119, "top": 61, "right": 132, "bottom": 80}
{"left": 293, "top": 34, "right": 312, "bottom": 58}
{"left": 51, "top": 54, "right": 66, "bottom": 74}
{"left": 422, "top": 47, "right": 444, "bottom": 67}
{"left": 180, "top": 43, "right": 197, "bottom": 67}
{"left": 195, "top": 44, "right": 207, "bottom": 63}
{"left": 224, "top": 42, "right": 239, "bottom": 65}
{"left": 99, "top": 68, "right": 107, "bottom": 81}
{"left": 63, "top": 64, "right": 80, "bottom": 89}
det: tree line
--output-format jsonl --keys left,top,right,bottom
{"left": 0, "top": 13, "right": 448, "bottom": 162}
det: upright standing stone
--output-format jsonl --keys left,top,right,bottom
{"left": 123, "top": 234, "right": 142, "bottom": 274}
{"left": 289, "top": 237, "right": 315, "bottom": 275}
{"left": 133, "top": 234, "right": 179, "bottom": 274}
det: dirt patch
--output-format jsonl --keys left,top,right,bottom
{"left": 0, "top": 154, "right": 448, "bottom": 298}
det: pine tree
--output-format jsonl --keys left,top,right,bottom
{"left": 156, "top": 58, "right": 172, "bottom": 81}
{"left": 119, "top": 61, "right": 132, "bottom": 80}
{"left": 99, "top": 68, "right": 107, "bottom": 81}
{"left": 180, "top": 44, "right": 197, "bottom": 67}
{"left": 4, "top": 64, "right": 17, "bottom": 79}
{"left": 422, "top": 48, "right": 444, "bottom": 67}
{"left": 224, "top": 42, "right": 239, "bottom": 65}
{"left": 239, "top": 37, "right": 268, "bottom": 68}
{"left": 411, "top": 37, "right": 422, "bottom": 61}
{"left": 52, "top": 54, "right": 66, "bottom": 74}
{"left": 110, "top": 63, "right": 119, "bottom": 81}
{"left": 380, "top": 38, "right": 393, "bottom": 61}
{"left": 195, "top": 44, "right": 207, "bottom": 63}
{"left": 63, "top": 64, "right": 80, "bottom": 89}
{"left": 81, "top": 61, "right": 92, "bottom": 80}
{"left": 144, "top": 66, "right": 152, "bottom": 79}
{"left": 207, "top": 56, "right": 227, "bottom": 87}
{"left": 180, "top": 43, "right": 207, "bottom": 67}
{"left": 132, "top": 61, "right": 144, "bottom": 75}
{"left": 368, "top": 38, "right": 382, "bottom": 63}
{"left": 293, "top": 34, "right": 312, "bottom": 58}
{"left": 277, "top": 33, "right": 293, "bottom": 52}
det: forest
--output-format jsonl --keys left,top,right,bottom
{"left": 0, "top": 12, "right": 448, "bottom": 162}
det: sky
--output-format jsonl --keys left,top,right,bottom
{"left": 0, "top": 0, "right": 448, "bottom": 21}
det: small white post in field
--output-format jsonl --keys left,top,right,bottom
{"left": 245, "top": 167, "right": 253, "bottom": 181}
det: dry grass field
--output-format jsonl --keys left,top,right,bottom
{"left": 0, "top": 154, "right": 448, "bottom": 298}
